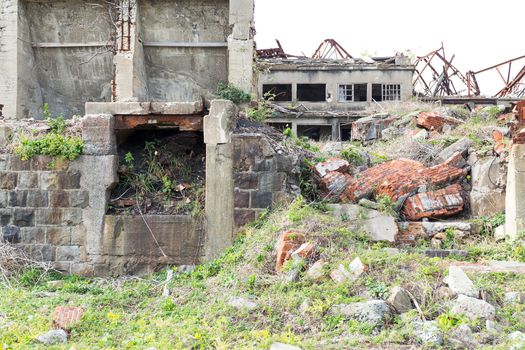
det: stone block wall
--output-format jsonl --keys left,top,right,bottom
{"left": 232, "top": 133, "right": 302, "bottom": 228}
{"left": 0, "top": 155, "right": 94, "bottom": 275}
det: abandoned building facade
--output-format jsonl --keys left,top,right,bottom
{"left": 257, "top": 55, "right": 414, "bottom": 140}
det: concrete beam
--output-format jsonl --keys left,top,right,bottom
{"left": 32, "top": 42, "right": 110, "bottom": 48}
{"left": 142, "top": 41, "right": 228, "bottom": 48}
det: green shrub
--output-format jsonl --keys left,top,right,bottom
{"left": 340, "top": 145, "right": 365, "bottom": 166}
{"left": 216, "top": 83, "right": 251, "bottom": 104}
{"left": 13, "top": 104, "right": 83, "bottom": 161}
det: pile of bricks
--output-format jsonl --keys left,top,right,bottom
{"left": 416, "top": 111, "right": 463, "bottom": 131}
{"left": 312, "top": 153, "right": 467, "bottom": 221}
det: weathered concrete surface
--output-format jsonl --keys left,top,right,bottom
{"left": 102, "top": 215, "right": 204, "bottom": 275}
{"left": 506, "top": 143, "right": 525, "bottom": 240}
{"left": 0, "top": 0, "right": 19, "bottom": 119}
{"left": 140, "top": 0, "right": 229, "bottom": 101}
{"left": 330, "top": 204, "right": 398, "bottom": 242}
{"left": 204, "top": 100, "right": 236, "bottom": 145}
{"left": 85, "top": 101, "right": 204, "bottom": 116}
{"left": 470, "top": 156, "right": 506, "bottom": 218}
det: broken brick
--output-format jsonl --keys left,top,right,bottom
{"left": 416, "top": 112, "right": 463, "bottom": 131}
{"left": 52, "top": 306, "right": 84, "bottom": 331}
{"left": 313, "top": 158, "right": 349, "bottom": 180}
{"left": 291, "top": 242, "right": 315, "bottom": 260}
{"left": 275, "top": 231, "right": 305, "bottom": 272}
{"left": 403, "top": 184, "right": 464, "bottom": 220}
{"left": 318, "top": 171, "right": 352, "bottom": 200}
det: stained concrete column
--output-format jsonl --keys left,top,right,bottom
{"left": 228, "top": 0, "right": 254, "bottom": 94}
{"left": 113, "top": 0, "right": 148, "bottom": 102}
{"left": 505, "top": 142, "right": 525, "bottom": 240}
{"left": 331, "top": 119, "right": 341, "bottom": 141}
{"left": 0, "top": 0, "right": 19, "bottom": 119}
{"left": 203, "top": 100, "right": 237, "bottom": 260}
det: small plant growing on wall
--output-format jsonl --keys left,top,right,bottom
{"left": 13, "top": 104, "right": 84, "bottom": 161}
{"left": 216, "top": 83, "right": 251, "bottom": 105}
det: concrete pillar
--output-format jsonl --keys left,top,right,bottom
{"left": 228, "top": 0, "right": 254, "bottom": 94}
{"left": 203, "top": 100, "right": 237, "bottom": 260}
{"left": 0, "top": 0, "right": 19, "bottom": 119}
{"left": 113, "top": 0, "right": 148, "bottom": 102}
{"left": 291, "top": 122, "right": 298, "bottom": 137}
{"left": 505, "top": 143, "right": 525, "bottom": 240}
{"left": 331, "top": 119, "right": 341, "bottom": 141}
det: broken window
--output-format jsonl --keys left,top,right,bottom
{"left": 338, "top": 85, "right": 353, "bottom": 102}
{"left": 372, "top": 84, "right": 402, "bottom": 102}
{"left": 262, "top": 84, "right": 292, "bottom": 101}
{"left": 354, "top": 84, "right": 368, "bottom": 102}
{"left": 297, "top": 84, "right": 326, "bottom": 102}
{"left": 382, "top": 84, "right": 401, "bottom": 101}
{"left": 372, "top": 84, "right": 383, "bottom": 102}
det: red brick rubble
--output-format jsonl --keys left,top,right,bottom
{"left": 52, "top": 306, "right": 84, "bottom": 331}
{"left": 403, "top": 184, "right": 464, "bottom": 220}
{"left": 416, "top": 111, "right": 463, "bottom": 131}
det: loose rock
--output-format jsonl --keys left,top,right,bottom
{"left": 35, "top": 329, "right": 68, "bottom": 345}
{"left": 447, "top": 324, "right": 475, "bottom": 349}
{"left": 306, "top": 260, "right": 325, "bottom": 281}
{"left": 450, "top": 295, "right": 496, "bottom": 320}
{"left": 270, "top": 342, "right": 302, "bottom": 350}
{"left": 228, "top": 297, "right": 258, "bottom": 310}
{"left": 387, "top": 286, "right": 414, "bottom": 313}
{"left": 414, "top": 320, "right": 443, "bottom": 347}
{"left": 331, "top": 300, "right": 392, "bottom": 327}
{"left": 443, "top": 266, "right": 479, "bottom": 298}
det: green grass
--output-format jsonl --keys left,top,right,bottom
{"left": 1, "top": 200, "right": 524, "bottom": 349}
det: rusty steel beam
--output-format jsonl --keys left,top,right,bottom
{"left": 312, "top": 39, "right": 353, "bottom": 60}
{"left": 114, "top": 115, "right": 204, "bottom": 131}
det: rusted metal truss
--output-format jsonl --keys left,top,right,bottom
{"left": 466, "top": 55, "right": 525, "bottom": 97}
{"left": 413, "top": 44, "right": 470, "bottom": 97}
{"left": 312, "top": 39, "right": 353, "bottom": 60}
{"left": 256, "top": 39, "right": 287, "bottom": 59}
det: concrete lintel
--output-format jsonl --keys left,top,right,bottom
{"left": 85, "top": 101, "right": 204, "bottom": 116}
{"left": 142, "top": 41, "right": 228, "bottom": 48}
{"left": 32, "top": 42, "right": 110, "bottom": 48}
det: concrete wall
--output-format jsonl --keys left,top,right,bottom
{"left": 0, "top": 0, "right": 19, "bottom": 119}
{"left": 140, "top": 0, "right": 229, "bottom": 102}
{"left": 24, "top": 0, "right": 115, "bottom": 118}
{"left": 258, "top": 68, "right": 414, "bottom": 111}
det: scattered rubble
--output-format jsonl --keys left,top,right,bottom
{"left": 52, "top": 306, "right": 84, "bottom": 331}
{"left": 414, "top": 320, "right": 443, "bottom": 347}
{"left": 450, "top": 295, "right": 496, "bottom": 320}
{"left": 447, "top": 324, "right": 476, "bottom": 349}
{"left": 275, "top": 231, "right": 306, "bottom": 272}
{"left": 416, "top": 111, "right": 463, "bottom": 131}
{"left": 403, "top": 184, "right": 464, "bottom": 220}
{"left": 443, "top": 266, "right": 479, "bottom": 298}
{"left": 35, "top": 329, "right": 68, "bottom": 346}
{"left": 387, "top": 286, "right": 414, "bottom": 313}
{"left": 329, "top": 258, "right": 367, "bottom": 283}
{"left": 270, "top": 342, "right": 302, "bottom": 350}
{"left": 305, "top": 260, "right": 325, "bottom": 281}
{"left": 331, "top": 300, "right": 392, "bottom": 327}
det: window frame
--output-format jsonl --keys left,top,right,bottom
{"left": 337, "top": 84, "right": 354, "bottom": 102}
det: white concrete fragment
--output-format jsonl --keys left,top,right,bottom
{"left": 443, "top": 266, "right": 478, "bottom": 298}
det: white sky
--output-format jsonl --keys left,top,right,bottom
{"left": 254, "top": 0, "right": 525, "bottom": 95}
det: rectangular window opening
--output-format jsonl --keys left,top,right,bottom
{"left": 382, "top": 84, "right": 401, "bottom": 101}
{"left": 338, "top": 84, "right": 353, "bottom": 102}
{"left": 372, "top": 84, "right": 383, "bottom": 102}
{"left": 262, "top": 84, "right": 292, "bottom": 101}
{"left": 297, "top": 84, "right": 326, "bottom": 102}
{"left": 354, "top": 83, "right": 368, "bottom": 102}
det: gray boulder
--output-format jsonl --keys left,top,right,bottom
{"left": 450, "top": 295, "right": 496, "bottom": 320}
{"left": 447, "top": 324, "right": 475, "bottom": 349}
{"left": 330, "top": 204, "right": 398, "bottom": 242}
{"left": 388, "top": 286, "right": 414, "bottom": 313}
{"left": 469, "top": 156, "right": 506, "bottom": 218}
{"left": 504, "top": 292, "right": 525, "bottom": 304}
{"left": 443, "top": 266, "right": 479, "bottom": 298}
{"left": 414, "top": 320, "right": 443, "bottom": 347}
{"left": 332, "top": 300, "right": 392, "bottom": 327}
{"left": 35, "top": 329, "right": 68, "bottom": 345}
{"left": 436, "top": 137, "right": 473, "bottom": 164}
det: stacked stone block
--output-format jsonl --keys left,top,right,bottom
{"left": 0, "top": 155, "right": 89, "bottom": 272}
{"left": 232, "top": 133, "right": 301, "bottom": 228}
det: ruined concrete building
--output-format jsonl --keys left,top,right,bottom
{"left": 257, "top": 55, "right": 414, "bottom": 140}
{"left": 0, "top": 0, "right": 304, "bottom": 276}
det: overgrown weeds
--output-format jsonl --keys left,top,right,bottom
{"left": 12, "top": 104, "right": 83, "bottom": 161}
